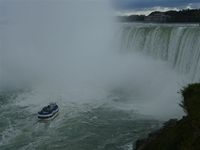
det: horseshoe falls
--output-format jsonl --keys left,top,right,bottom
{"left": 1, "top": 1, "right": 200, "bottom": 150}
{"left": 120, "top": 24, "right": 200, "bottom": 82}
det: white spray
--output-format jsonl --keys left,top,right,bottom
{"left": 1, "top": 1, "right": 186, "bottom": 120}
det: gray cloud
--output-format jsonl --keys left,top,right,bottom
{"left": 113, "top": 0, "right": 200, "bottom": 10}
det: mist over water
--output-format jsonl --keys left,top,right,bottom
{"left": 2, "top": 0, "right": 114, "bottom": 88}
{"left": 0, "top": 1, "right": 192, "bottom": 150}
{"left": 2, "top": 0, "right": 185, "bottom": 118}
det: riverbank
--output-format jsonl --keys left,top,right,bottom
{"left": 134, "top": 83, "right": 200, "bottom": 150}
{"left": 118, "top": 9, "right": 200, "bottom": 23}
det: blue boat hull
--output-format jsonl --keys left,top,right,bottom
{"left": 38, "top": 108, "right": 59, "bottom": 119}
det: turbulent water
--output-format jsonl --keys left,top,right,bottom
{"left": 1, "top": 23, "right": 199, "bottom": 150}
{"left": 0, "top": 90, "right": 161, "bottom": 150}
{"left": 1, "top": 1, "right": 200, "bottom": 150}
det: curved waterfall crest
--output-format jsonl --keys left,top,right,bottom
{"left": 120, "top": 24, "right": 200, "bottom": 81}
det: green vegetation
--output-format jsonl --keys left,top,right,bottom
{"left": 180, "top": 84, "right": 200, "bottom": 128}
{"left": 135, "top": 83, "right": 200, "bottom": 150}
{"left": 117, "top": 15, "right": 145, "bottom": 22}
{"left": 118, "top": 9, "right": 200, "bottom": 23}
{"left": 165, "top": 9, "right": 200, "bottom": 23}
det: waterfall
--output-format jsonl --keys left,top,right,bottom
{"left": 120, "top": 24, "right": 200, "bottom": 82}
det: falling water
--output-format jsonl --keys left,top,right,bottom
{"left": 0, "top": 1, "right": 198, "bottom": 150}
{"left": 120, "top": 23, "right": 200, "bottom": 82}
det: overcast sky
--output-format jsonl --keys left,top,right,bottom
{"left": 1, "top": 0, "right": 200, "bottom": 16}
{"left": 113, "top": 0, "right": 200, "bottom": 15}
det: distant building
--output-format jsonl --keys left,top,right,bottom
{"left": 145, "top": 13, "right": 171, "bottom": 23}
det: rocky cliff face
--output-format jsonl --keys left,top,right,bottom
{"left": 135, "top": 84, "right": 200, "bottom": 150}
